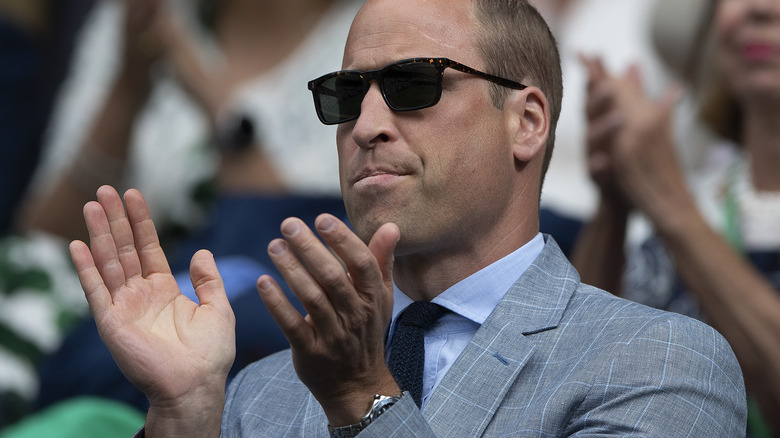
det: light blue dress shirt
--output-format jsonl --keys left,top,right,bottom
{"left": 388, "top": 233, "right": 544, "bottom": 408}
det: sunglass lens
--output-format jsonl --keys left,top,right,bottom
{"left": 317, "top": 73, "right": 364, "bottom": 123}
{"left": 383, "top": 62, "right": 440, "bottom": 110}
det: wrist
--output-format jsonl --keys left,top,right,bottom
{"left": 145, "top": 391, "right": 225, "bottom": 438}
{"left": 327, "top": 392, "right": 404, "bottom": 438}
{"left": 144, "top": 378, "right": 227, "bottom": 438}
{"left": 597, "top": 191, "right": 632, "bottom": 217}
{"left": 213, "top": 109, "right": 255, "bottom": 153}
{"left": 639, "top": 189, "right": 701, "bottom": 240}
{"left": 114, "top": 69, "right": 153, "bottom": 107}
{"left": 652, "top": 201, "right": 708, "bottom": 242}
{"left": 320, "top": 373, "right": 401, "bottom": 427}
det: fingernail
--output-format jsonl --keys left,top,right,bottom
{"left": 257, "top": 276, "right": 272, "bottom": 291}
{"left": 281, "top": 219, "right": 300, "bottom": 236}
{"left": 318, "top": 216, "right": 334, "bottom": 232}
{"left": 268, "top": 239, "right": 288, "bottom": 255}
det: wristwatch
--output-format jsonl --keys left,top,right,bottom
{"left": 328, "top": 393, "right": 404, "bottom": 438}
{"left": 213, "top": 111, "right": 255, "bottom": 152}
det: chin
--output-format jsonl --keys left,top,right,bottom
{"left": 740, "top": 84, "right": 780, "bottom": 105}
{"left": 728, "top": 71, "right": 780, "bottom": 102}
{"left": 346, "top": 199, "right": 404, "bottom": 241}
{"left": 347, "top": 212, "right": 385, "bottom": 244}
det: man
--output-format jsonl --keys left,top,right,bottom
{"left": 69, "top": 0, "right": 747, "bottom": 436}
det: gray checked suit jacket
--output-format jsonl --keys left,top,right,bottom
{"left": 220, "top": 236, "right": 747, "bottom": 437}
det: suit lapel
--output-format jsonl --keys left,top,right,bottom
{"left": 422, "top": 237, "right": 578, "bottom": 436}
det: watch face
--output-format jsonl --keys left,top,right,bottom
{"left": 328, "top": 393, "right": 403, "bottom": 438}
{"left": 369, "top": 394, "right": 402, "bottom": 420}
{"left": 215, "top": 114, "right": 255, "bottom": 152}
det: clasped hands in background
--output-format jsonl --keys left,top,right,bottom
{"left": 580, "top": 54, "right": 690, "bottom": 222}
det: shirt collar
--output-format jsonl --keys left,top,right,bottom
{"left": 391, "top": 233, "right": 545, "bottom": 325}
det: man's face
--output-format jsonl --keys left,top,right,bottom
{"left": 336, "top": 0, "right": 518, "bottom": 257}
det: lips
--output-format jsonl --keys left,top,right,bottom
{"left": 742, "top": 42, "right": 778, "bottom": 61}
{"left": 352, "top": 167, "right": 402, "bottom": 184}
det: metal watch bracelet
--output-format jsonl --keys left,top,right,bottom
{"left": 328, "top": 393, "right": 404, "bottom": 438}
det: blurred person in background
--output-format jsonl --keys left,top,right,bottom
{"left": 0, "top": 0, "right": 95, "bottom": 236}
{"left": 0, "top": 0, "right": 97, "bottom": 427}
{"left": 0, "top": 0, "right": 361, "bottom": 428}
{"left": 20, "top": 0, "right": 357, "bottom": 261}
{"left": 572, "top": 0, "right": 780, "bottom": 435}
{"left": 526, "top": 0, "right": 690, "bottom": 256}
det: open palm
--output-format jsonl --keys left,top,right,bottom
{"left": 69, "top": 186, "right": 235, "bottom": 408}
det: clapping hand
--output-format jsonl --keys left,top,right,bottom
{"left": 580, "top": 54, "right": 688, "bottom": 219}
{"left": 69, "top": 185, "right": 235, "bottom": 436}
{"left": 256, "top": 215, "right": 402, "bottom": 426}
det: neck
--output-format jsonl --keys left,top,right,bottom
{"left": 393, "top": 217, "right": 539, "bottom": 302}
{"left": 741, "top": 105, "right": 780, "bottom": 192}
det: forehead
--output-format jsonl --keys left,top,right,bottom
{"left": 342, "top": 0, "right": 479, "bottom": 70}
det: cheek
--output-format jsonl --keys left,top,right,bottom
{"left": 336, "top": 128, "right": 352, "bottom": 188}
{"left": 427, "top": 130, "right": 511, "bottom": 207}
{"left": 715, "top": 2, "right": 742, "bottom": 44}
{"left": 419, "top": 115, "right": 493, "bottom": 183}
{"left": 427, "top": 93, "right": 503, "bottom": 155}
{"left": 714, "top": 5, "right": 744, "bottom": 78}
{"left": 445, "top": 98, "right": 507, "bottom": 166}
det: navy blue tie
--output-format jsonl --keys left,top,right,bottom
{"left": 387, "top": 301, "right": 448, "bottom": 407}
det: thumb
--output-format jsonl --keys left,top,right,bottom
{"left": 189, "top": 249, "right": 228, "bottom": 308}
{"left": 579, "top": 53, "right": 608, "bottom": 87}
{"left": 624, "top": 63, "right": 643, "bottom": 90}
{"left": 367, "top": 223, "right": 400, "bottom": 289}
{"left": 659, "top": 82, "right": 684, "bottom": 115}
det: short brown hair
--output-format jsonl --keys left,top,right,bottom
{"left": 473, "top": 0, "right": 563, "bottom": 189}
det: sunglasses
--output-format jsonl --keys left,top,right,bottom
{"left": 307, "top": 57, "right": 527, "bottom": 125}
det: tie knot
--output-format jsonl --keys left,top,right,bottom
{"left": 397, "top": 301, "right": 447, "bottom": 330}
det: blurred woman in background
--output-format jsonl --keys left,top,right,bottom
{"left": 573, "top": 0, "right": 780, "bottom": 435}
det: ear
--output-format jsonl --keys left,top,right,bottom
{"left": 504, "top": 86, "right": 550, "bottom": 163}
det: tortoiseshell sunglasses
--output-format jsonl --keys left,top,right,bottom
{"left": 307, "top": 57, "right": 527, "bottom": 125}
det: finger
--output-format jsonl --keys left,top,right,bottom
{"left": 96, "top": 185, "right": 142, "bottom": 281}
{"left": 365, "top": 222, "right": 400, "bottom": 292}
{"left": 69, "top": 240, "right": 112, "bottom": 320}
{"left": 624, "top": 63, "right": 643, "bottom": 90}
{"left": 257, "top": 274, "right": 311, "bottom": 349}
{"left": 84, "top": 199, "right": 126, "bottom": 292}
{"left": 189, "top": 249, "right": 229, "bottom": 310}
{"left": 586, "top": 110, "right": 624, "bottom": 150}
{"left": 314, "top": 214, "right": 388, "bottom": 304}
{"left": 123, "top": 189, "right": 172, "bottom": 276}
{"left": 584, "top": 81, "right": 617, "bottom": 121}
{"left": 658, "top": 82, "right": 684, "bottom": 114}
{"left": 268, "top": 221, "right": 340, "bottom": 328}
{"left": 588, "top": 151, "right": 613, "bottom": 175}
{"left": 579, "top": 53, "right": 608, "bottom": 89}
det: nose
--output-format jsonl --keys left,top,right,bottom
{"left": 350, "top": 81, "right": 396, "bottom": 149}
